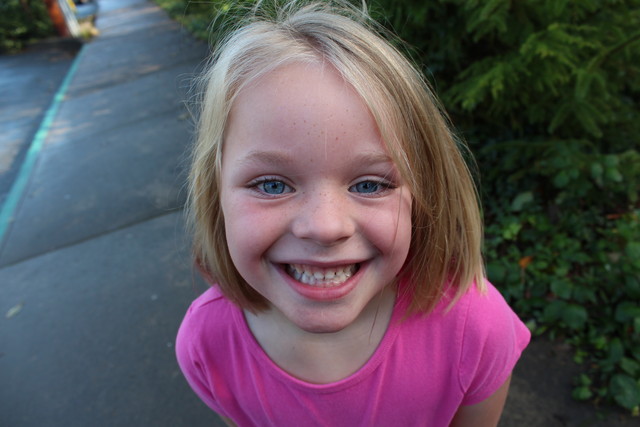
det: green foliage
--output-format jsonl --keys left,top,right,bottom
{"left": 153, "top": 0, "right": 640, "bottom": 413}
{"left": 371, "top": 0, "right": 640, "bottom": 412}
{"left": 154, "top": 0, "right": 214, "bottom": 40}
{"left": 0, "top": 0, "right": 55, "bottom": 53}
{"left": 153, "top": 0, "right": 255, "bottom": 42}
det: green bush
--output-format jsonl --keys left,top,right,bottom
{"left": 373, "top": 0, "right": 640, "bottom": 413}
{"left": 154, "top": 0, "right": 226, "bottom": 41}
{"left": 154, "top": 0, "right": 640, "bottom": 413}
{"left": 0, "top": 0, "right": 55, "bottom": 53}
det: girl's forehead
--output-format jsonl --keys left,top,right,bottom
{"left": 222, "top": 62, "right": 399, "bottom": 171}
{"left": 229, "top": 62, "right": 377, "bottom": 136}
{"left": 235, "top": 61, "right": 353, "bottom": 108}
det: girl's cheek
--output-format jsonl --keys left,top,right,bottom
{"left": 224, "top": 196, "right": 284, "bottom": 239}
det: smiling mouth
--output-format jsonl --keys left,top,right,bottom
{"left": 285, "top": 263, "right": 360, "bottom": 287}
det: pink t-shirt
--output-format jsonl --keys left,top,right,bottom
{"left": 176, "top": 281, "right": 530, "bottom": 426}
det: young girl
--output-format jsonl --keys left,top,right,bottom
{"left": 177, "top": 1, "right": 530, "bottom": 425}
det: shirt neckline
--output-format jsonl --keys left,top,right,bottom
{"left": 232, "top": 291, "right": 409, "bottom": 393}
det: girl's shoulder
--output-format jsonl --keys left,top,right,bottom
{"left": 430, "top": 280, "right": 530, "bottom": 359}
{"left": 187, "top": 286, "right": 228, "bottom": 312}
{"left": 398, "top": 279, "right": 530, "bottom": 363}
{"left": 451, "top": 280, "right": 526, "bottom": 334}
{"left": 175, "top": 286, "right": 240, "bottom": 414}
{"left": 177, "top": 286, "right": 240, "bottom": 349}
{"left": 396, "top": 279, "right": 530, "bottom": 405}
{"left": 447, "top": 280, "right": 531, "bottom": 405}
{"left": 426, "top": 279, "right": 521, "bottom": 324}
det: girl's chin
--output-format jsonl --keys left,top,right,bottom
{"left": 279, "top": 306, "right": 361, "bottom": 334}
{"left": 290, "top": 319, "right": 354, "bottom": 334}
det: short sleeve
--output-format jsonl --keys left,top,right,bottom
{"left": 458, "top": 281, "right": 531, "bottom": 405}
{"left": 175, "top": 301, "right": 225, "bottom": 414}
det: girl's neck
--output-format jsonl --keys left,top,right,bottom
{"left": 244, "top": 286, "right": 397, "bottom": 384}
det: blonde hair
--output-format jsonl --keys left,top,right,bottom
{"left": 188, "top": 0, "right": 485, "bottom": 315}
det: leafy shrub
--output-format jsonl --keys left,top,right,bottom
{"left": 0, "top": 0, "right": 55, "bottom": 53}
{"left": 371, "top": 0, "right": 640, "bottom": 413}
{"left": 154, "top": 0, "right": 640, "bottom": 413}
{"left": 153, "top": 0, "right": 231, "bottom": 41}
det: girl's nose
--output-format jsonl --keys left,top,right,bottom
{"left": 291, "top": 190, "right": 356, "bottom": 246}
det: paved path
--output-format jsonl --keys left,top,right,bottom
{"left": 0, "top": 1, "right": 221, "bottom": 425}
{"left": 0, "top": 1, "right": 634, "bottom": 426}
{"left": 0, "top": 38, "right": 81, "bottom": 208}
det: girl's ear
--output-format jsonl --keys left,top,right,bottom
{"left": 195, "top": 256, "right": 216, "bottom": 285}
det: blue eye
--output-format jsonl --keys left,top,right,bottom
{"left": 351, "top": 181, "right": 381, "bottom": 193}
{"left": 260, "top": 180, "right": 286, "bottom": 194}
{"left": 252, "top": 179, "right": 292, "bottom": 195}
{"left": 350, "top": 180, "right": 396, "bottom": 195}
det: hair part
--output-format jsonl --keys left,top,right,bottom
{"left": 188, "top": 0, "right": 485, "bottom": 315}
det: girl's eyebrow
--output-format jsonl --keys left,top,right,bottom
{"left": 240, "top": 150, "right": 295, "bottom": 167}
{"left": 240, "top": 150, "right": 394, "bottom": 167}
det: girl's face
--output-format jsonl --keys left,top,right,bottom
{"left": 220, "top": 62, "right": 412, "bottom": 334}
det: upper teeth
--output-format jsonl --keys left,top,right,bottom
{"left": 287, "top": 264, "right": 357, "bottom": 286}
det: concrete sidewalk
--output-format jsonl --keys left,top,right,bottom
{"left": 0, "top": 0, "right": 221, "bottom": 425}
{"left": 0, "top": 38, "right": 81, "bottom": 209}
{"left": 0, "top": 1, "right": 633, "bottom": 426}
